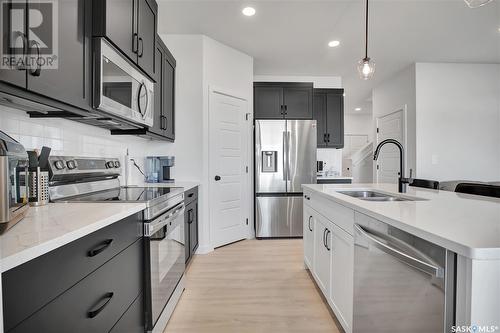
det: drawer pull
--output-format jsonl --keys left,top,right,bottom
{"left": 87, "top": 292, "right": 114, "bottom": 318}
{"left": 88, "top": 239, "right": 113, "bottom": 257}
{"left": 188, "top": 193, "right": 194, "bottom": 198}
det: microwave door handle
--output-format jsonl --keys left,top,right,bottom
{"left": 143, "top": 84, "right": 149, "bottom": 118}
{"left": 137, "top": 82, "right": 147, "bottom": 117}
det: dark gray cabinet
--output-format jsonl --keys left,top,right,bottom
{"left": 184, "top": 187, "right": 199, "bottom": 265}
{"left": 254, "top": 82, "right": 313, "bottom": 119}
{"left": 2, "top": 214, "right": 143, "bottom": 332}
{"left": 0, "top": 0, "right": 92, "bottom": 111}
{"left": 109, "top": 293, "right": 144, "bottom": 333}
{"left": 313, "top": 89, "right": 344, "bottom": 148}
{"left": 93, "top": 0, "right": 158, "bottom": 80}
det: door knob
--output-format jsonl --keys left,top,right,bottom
{"left": 214, "top": 175, "right": 221, "bottom": 181}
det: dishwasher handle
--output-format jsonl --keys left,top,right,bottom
{"left": 354, "top": 224, "right": 443, "bottom": 278}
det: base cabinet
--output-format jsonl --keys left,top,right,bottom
{"left": 304, "top": 195, "right": 354, "bottom": 333}
{"left": 184, "top": 186, "right": 199, "bottom": 265}
{"left": 303, "top": 205, "right": 315, "bottom": 269}
{"left": 329, "top": 224, "right": 354, "bottom": 332}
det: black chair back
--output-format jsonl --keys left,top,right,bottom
{"left": 409, "top": 179, "right": 440, "bottom": 190}
{"left": 455, "top": 183, "right": 500, "bottom": 198}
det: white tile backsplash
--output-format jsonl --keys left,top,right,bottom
{"left": 0, "top": 104, "right": 173, "bottom": 184}
{"left": 317, "top": 148, "right": 343, "bottom": 175}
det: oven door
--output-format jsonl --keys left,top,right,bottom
{"left": 94, "top": 38, "right": 154, "bottom": 127}
{"left": 145, "top": 203, "right": 185, "bottom": 331}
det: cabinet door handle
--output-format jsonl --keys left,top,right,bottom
{"left": 29, "top": 40, "right": 41, "bottom": 77}
{"left": 88, "top": 239, "right": 113, "bottom": 257}
{"left": 308, "top": 216, "right": 313, "bottom": 232}
{"left": 327, "top": 133, "right": 331, "bottom": 143}
{"left": 132, "top": 33, "right": 139, "bottom": 54}
{"left": 325, "top": 230, "right": 331, "bottom": 251}
{"left": 12, "top": 31, "right": 28, "bottom": 70}
{"left": 87, "top": 292, "right": 114, "bottom": 318}
{"left": 323, "top": 133, "right": 327, "bottom": 143}
{"left": 284, "top": 105, "right": 288, "bottom": 115}
{"left": 323, "top": 228, "right": 327, "bottom": 248}
{"left": 188, "top": 193, "right": 194, "bottom": 198}
{"left": 138, "top": 37, "right": 144, "bottom": 57}
{"left": 280, "top": 105, "right": 284, "bottom": 115}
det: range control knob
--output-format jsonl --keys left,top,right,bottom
{"left": 106, "top": 161, "right": 115, "bottom": 169}
{"left": 66, "top": 160, "right": 77, "bottom": 170}
{"left": 54, "top": 160, "right": 66, "bottom": 170}
{"left": 114, "top": 161, "right": 121, "bottom": 168}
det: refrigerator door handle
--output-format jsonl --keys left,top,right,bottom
{"left": 286, "top": 131, "right": 291, "bottom": 181}
{"left": 282, "top": 131, "right": 287, "bottom": 181}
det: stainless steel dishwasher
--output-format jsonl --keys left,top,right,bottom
{"left": 353, "top": 218, "right": 456, "bottom": 333}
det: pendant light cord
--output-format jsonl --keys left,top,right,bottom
{"left": 365, "top": 0, "right": 369, "bottom": 60}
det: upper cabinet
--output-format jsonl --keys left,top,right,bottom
{"left": 93, "top": 0, "right": 158, "bottom": 80}
{"left": 0, "top": 0, "right": 92, "bottom": 112}
{"left": 313, "top": 89, "right": 344, "bottom": 149}
{"left": 148, "top": 37, "right": 176, "bottom": 141}
{"left": 254, "top": 82, "right": 313, "bottom": 119}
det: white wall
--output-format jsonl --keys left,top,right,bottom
{"left": 345, "top": 114, "right": 373, "bottom": 139}
{"left": 372, "top": 65, "right": 417, "bottom": 177}
{"left": 372, "top": 62, "right": 500, "bottom": 182}
{"left": 165, "top": 34, "right": 254, "bottom": 253}
{"left": 415, "top": 63, "right": 500, "bottom": 181}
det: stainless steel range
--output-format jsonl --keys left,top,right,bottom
{"left": 48, "top": 156, "right": 186, "bottom": 333}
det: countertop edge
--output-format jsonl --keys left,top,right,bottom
{"left": 302, "top": 184, "right": 500, "bottom": 260}
{"left": 0, "top": 204, "right": 146, "bottom": 273}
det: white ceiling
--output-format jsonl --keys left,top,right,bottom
{"left": 157, "top": 0, "right": 500, "bottom": 114}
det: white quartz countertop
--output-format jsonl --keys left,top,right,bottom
{"left": 128, "top": 181, "right": 200, "bottom": 191}
{"left": 317, "top": 176, "right": 353, "bottom": 180}
{"left": 302, "top": 183, "right": 500, "bottom": 260}
{"left": 0, "top": 202, "right": 145, "bottom": 272}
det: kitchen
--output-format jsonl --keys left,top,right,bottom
{"left": 0, "top": 0, "right": 499, "bottom": 332}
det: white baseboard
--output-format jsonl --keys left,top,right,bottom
{"left": 195, "top": 245, "right": 214, "bottom": 254}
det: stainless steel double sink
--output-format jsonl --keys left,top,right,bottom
{"left": 337, "top": 190, "right": 424, "bottom": 202}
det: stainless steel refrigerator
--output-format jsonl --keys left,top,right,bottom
{"left": 255, "top": 120, "right": 317, "bottom": 238}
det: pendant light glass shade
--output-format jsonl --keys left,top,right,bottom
{"left": 358, "top": 58, "right": 375, "bottom": 80}
{"left": 463, "top": 0, "right": 493, "bottom": 8}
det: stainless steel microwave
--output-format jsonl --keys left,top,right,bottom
{"left": 93, "top": 38, "right": 154, "bottom": 127}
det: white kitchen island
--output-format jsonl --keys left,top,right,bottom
{"left": 302, "top": 183, "right": 500, "bottom": 333}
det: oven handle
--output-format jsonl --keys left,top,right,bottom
{"left": 145, "top": 204, "right": 185, "bottom": 237}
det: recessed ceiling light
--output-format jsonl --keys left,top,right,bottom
{"left": 242, "top": 7, "right": 256, "bottom": 16}
{"left": 328, "top": 40, "right": 340, "bottom": 47}
{"left": 355, "top": 107, "right": 362, "bottom": 111}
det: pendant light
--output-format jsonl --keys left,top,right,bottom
{"left": 463, "top": 0, "right": 493, "bottom": 8}
{"left": 357, "top": 0, "right": 375, "bottom": 80}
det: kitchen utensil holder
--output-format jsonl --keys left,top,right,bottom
{"left": 28, "top": 168, "right": 49, "bottom": 206}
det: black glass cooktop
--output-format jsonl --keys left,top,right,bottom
{"left": 66, "top": 186, "right": 183, "bottom": 203}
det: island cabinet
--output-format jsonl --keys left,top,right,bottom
{"left": 303, "top": 190, "right": 354, "bottom": 333}
{"left": 313, "top": 89, "right": 344, "bottom": 148}
{"left": 2, "top": 213, "right": 144, "bottom": 333}
{"left": 254, "top": 82, "right": 313, "bottom": 119}
{"left": 184, "top": 186, "right": 199, "bottom": 265}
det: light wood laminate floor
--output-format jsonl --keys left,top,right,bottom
{"left": 164, "top": 239, "right": 341, "bottom": 333}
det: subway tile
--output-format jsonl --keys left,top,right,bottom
{"left": 0, "top": 117, "right": 20, "bottom": 134}
{"left": 43, "top": 126, "right": 62, "bottom": 139}
{"left": 20, "top": 121, "right": 44, "bottom": 137}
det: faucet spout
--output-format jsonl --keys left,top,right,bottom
{"left": 374, "top": 139, "right": 411, "bottom": 193}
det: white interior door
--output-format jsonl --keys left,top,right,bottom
{"left": 209, "top": 90, "right": 249, "bottom": 248}
{"left": 376, "top": 108, "right": 406, "bottom": 183}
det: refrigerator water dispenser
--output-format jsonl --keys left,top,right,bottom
{"left": 262, "top": 151, "right": 277, "bottom": 172}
